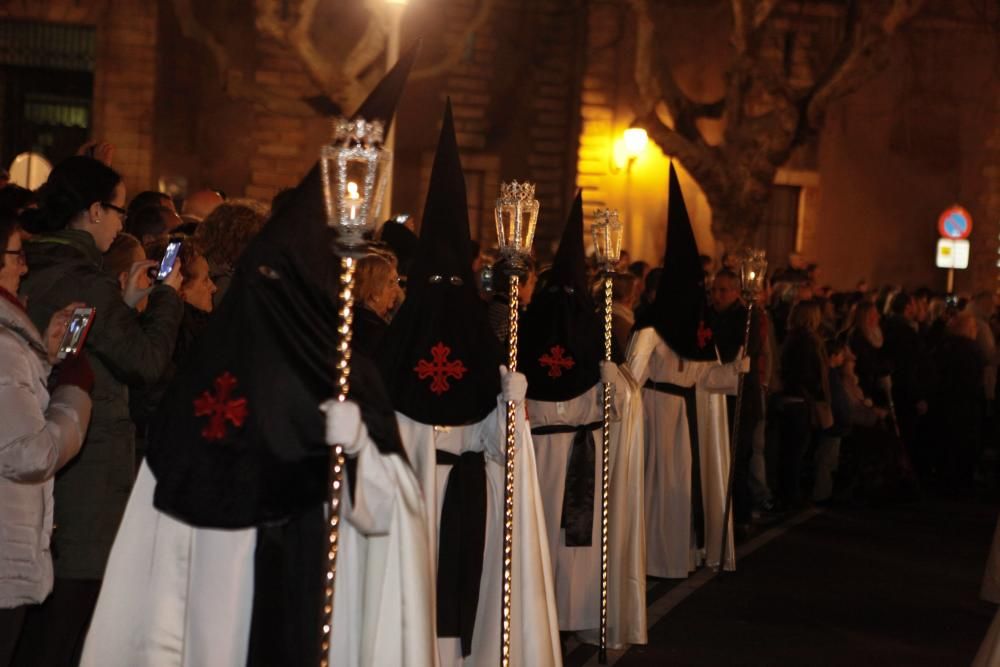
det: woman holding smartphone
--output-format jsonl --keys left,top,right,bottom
{"left": 15, "top": 156, "right": 184, "bottom": 666}
{"left": 0, "top": 215, "right": 95, "bottom": 666}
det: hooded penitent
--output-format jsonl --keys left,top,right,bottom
{"left": 519, "top": 191, "right": 604, "bottom": 402}
{"left": 376, "top": 99, "right": 503, "bottom": 426}
{"left": 635, "top": 163, "right": 716, "bottom": 361}
{"left": 146, "top": 43, "right": 420, "bottom": 530}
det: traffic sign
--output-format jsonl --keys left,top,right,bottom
{"left": 936, "top": 238, "right": 970, "bottom": 269}
{"left": 938, "top": 205, "right": 972, "bottom": 240}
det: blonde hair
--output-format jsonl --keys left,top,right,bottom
{"left": 356, "top": 250, "right": 397, "bottom": 307}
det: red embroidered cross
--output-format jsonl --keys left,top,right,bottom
{"left": 538, "top": 345, "right": 575, "bottom": 378}
{"left": 193, "top": 371, "right": 249, "bottom": 441}
{"left": 413, "top": 342, "right": 468, "bottom": 395}
{"left": 696, "top": 321, "right": 713, "bottom": 349}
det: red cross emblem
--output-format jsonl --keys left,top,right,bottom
{"left": 413, "top": 342, "right": 468, "bottom": 395}
{"left": 193, "top": 371, "right": 249, "bottom": 441}
{"left": 696, "top": 320, "right": 713, "bottom": 349}
{"left": 538, "top": 345, "right": 575, "bottom": 378}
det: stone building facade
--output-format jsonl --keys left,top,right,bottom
{"left": 0, "top": 0, "right": 996, "bottom": 291}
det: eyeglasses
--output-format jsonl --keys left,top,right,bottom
{"left": 2, "top": 249, "right": 26, "bottom": 265}
{"left": 102, "top": 202, "right": 128, "bottom": 221}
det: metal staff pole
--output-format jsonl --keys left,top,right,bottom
{"left": 318, "top": 117, "right": 392, "bottom": 666}
{"left": 592, "top": 208, "right": 622, "bottom": 663}
{"left": 718, "top": 300, "right": 753, "bottom": 571}
{"left": 495, "top": 182, "right": 539, "bottom": 667}
{"left": 718, "top": 249, "right": 767, "bottom": 573}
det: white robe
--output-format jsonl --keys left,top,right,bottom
{"left": 627, "top": 327, "right": 740, "bottom": 578}
{"left": 526, "top": 366, "right": 647, "bottom": 649}
{"left": 80, "top": 432, "right": 435, "bottom": 666}
{"left": 397, "top": 397, "right": 561, "bottom": 667}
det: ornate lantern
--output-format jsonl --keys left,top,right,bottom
{"left": 494, "top": 180, "right": 539, "bottom": 272}
{"left": 592, "top": 208, "right": 624, "bottom": 272}
{"left": 320, "top": 117, "right": 392, "bottom": 252}
{"left": 739, "top": 248, "right": 768, "bottom": 300}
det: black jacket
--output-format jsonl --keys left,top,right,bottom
{"left": 21, "top": 229, "right": 183, "bottom": 578}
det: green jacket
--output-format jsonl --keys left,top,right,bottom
{"left": 21, "top": 229, "right": 184, "bottom": 579}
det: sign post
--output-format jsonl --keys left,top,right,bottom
{"left": 936, "top": 205, "right": 972, "bottom": 293}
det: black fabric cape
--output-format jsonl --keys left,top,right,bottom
{"left": 147, "top": 46, "right": 419, "bottom": 529}
{"left": 377, "top": 100, "right": 502, "bottom": 426}
{"left": 520, "top": 192, "right": 604, "bottom": 402}
{"left": 634, "top": 163, "right": 716, "bottom": 361}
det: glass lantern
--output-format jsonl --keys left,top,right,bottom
{"left": 320, "top": 117, "right": 393, "bottom": 252}
{"left": 494, "top": 180, "right": 539, "bottom": 271}
{"left": 739, "top": 248, "right": 768, "bottom": 299}
{"left": 592, "top": 208, "right": 624, "bottom": 272}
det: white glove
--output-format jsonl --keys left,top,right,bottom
{"left": 499, "top": 365, "right": 527, "bottom": 403}
{"left": 735, "top": 346, "right": 751, "bottom": 374}
{"left": 599, "top": 360, "right": 619, "bottom": 385}
{"left": 320, "top": 398, "right": 368, "bottom": 455}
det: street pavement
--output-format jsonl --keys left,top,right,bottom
{"left": 567, "top": 497, "right": 997, "bottom": 666}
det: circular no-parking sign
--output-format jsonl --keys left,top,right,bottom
{"left": 938, "top": 205, "right": 973, "bottom": 240}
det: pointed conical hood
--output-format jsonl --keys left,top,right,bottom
{"left": 636, "top": 163, "right": 715, "bottom": 361}
{"left": 145, "top": 50, "right": 418, "bottom": 529}
{"left": 377, "top": 99, "right": 502, "bottom": 425}
{"left": 519, "top": 191, "right": 604, "bottom": 401}
{"left": 353, "top": 39, "right": 420, "bottom": 135}
{"left": 407, "top": 101, "right": 475, "bottom": 290}
{"left": 547, "top": 191, "right": 589, "bottom": 294}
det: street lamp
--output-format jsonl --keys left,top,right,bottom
{"left": 318, "top": 115, "right": 392, "bottom": 666}
{"left": 494, "top": 180, "right": 538, "bottom": 667}
{"left": 591, "top": 207, "right": 623, "bottom": 664}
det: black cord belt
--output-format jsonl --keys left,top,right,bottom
{"left": 435, "top": 449, "right": 486, "bottom": 656}
{"left": 531, "top": 420, "right": 603, "bottom": 546}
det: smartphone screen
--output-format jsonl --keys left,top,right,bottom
{"left": 157, "top": 240, "right": 182, "bottom": 281}
{"left": 57, "top": 307, "right": 96, "bottom": 360}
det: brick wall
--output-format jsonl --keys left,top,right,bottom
{"left": 0, "top": 0, "right": 158, "bottom": 191}
{"left": 396, "top": 0, "right": 584, "bottom": 257}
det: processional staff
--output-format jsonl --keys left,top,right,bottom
{"left": 494, "top": 181, "right": 539, "bottom": 667}
{"left": 718, "top": 248, "right": 767, "bottom": 572}
{"left": 591, "top": 208, "right": 624, "bottom": 664}
{"left": 318, "top": 117, "right": 393, "bottom": 666}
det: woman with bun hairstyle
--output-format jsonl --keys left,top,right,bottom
{"left": 15, "top": 156, "right": 184, "bottom": 666}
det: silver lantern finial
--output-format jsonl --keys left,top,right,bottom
{"left": 494, "top": 180, "right": 539, "bottom": 273}
{"left": 592, "top": 208, "right": 624, "bottom": 273}
{"left": 320, "top": 117, "right": 392, "bottom": 253}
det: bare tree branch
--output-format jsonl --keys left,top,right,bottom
{"left": 411, "top": 0, "right": 496, "bottom": 80}
{"left": 256, "top": 0, "right": 387, "bottom": 109}
{"left": 732, "top": 0, "right": 750, "bottom": 54}
{"left": 635, "top": 109, "right": 728, "bottom": 196}
{"left": 751, "top": 0, "right": 782, "bottom": 31}
{"left": 172, "top": 0, "right": 230, "bottom": 84}
{"left": 806, "top": 0, "right": 927, "bottom": 127}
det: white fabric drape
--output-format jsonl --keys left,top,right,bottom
{"left": 627, "top": 327, "right": 740, "bottom": 578}
{"left": 527, "top": 364, "right": 647, "bottom": 649}
{"left": 81, "top": 429, "right": 434, "bottom": 667}
{"left": 396, "top": 396, "right": 562, "bottom": 667}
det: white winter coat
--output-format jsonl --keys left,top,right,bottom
{"left": 0, "top": 293, "right": 91, "bottom": 608}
